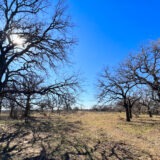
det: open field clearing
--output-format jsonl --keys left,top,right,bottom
{"left": 0, "top": 112, "right": 160, "bottom": 160}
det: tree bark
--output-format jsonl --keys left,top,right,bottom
{"left": 129, "top": 106, "right": 132, "bottom": 119}
{"left": 148, "top": 107, "right": 152, "bottom": 118}
{"left": 148, "top": 111, "right": 153, "bottom": 117}
{"left": 0, "top": 99, "right": 2, "bottom": 114}
{"left": 24, "top": 95, "right": 31, "bottom": 117}
{"left": 125, "top": 104, "right": 130, "bottom": 122}
{"left": 10, "top": 104, "right": 15, "bottom": 118}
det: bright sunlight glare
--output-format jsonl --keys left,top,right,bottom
{"left": 11, "top": 34, "right": 25, "bottom": 46}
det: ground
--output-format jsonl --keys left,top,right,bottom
{"left": 0, "top": 112, "right": 160, "bottom": 160}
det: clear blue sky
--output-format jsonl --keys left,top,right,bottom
{"left": 67, "top": 0, "right": 160, "bottom": 108}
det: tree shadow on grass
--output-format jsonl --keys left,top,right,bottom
{"left": 0, "top": 116, "right": 82, "bottom": 159}
{"left": 0, "top": 116, "right": 155, "bottom": 160}
{"left": 125, "top": 117, "right": 160, "bottom": 127}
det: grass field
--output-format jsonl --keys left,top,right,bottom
{"left": 0, "top": 112, "right": 160, "bottom": 160}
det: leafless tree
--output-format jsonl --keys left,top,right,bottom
{"left": 0, "top": 0, "right": 75, "bottom": 95}
{"left": 127, "top": 94, "right": 141, "bottom": 119}
{"left": 38, "top": 94, "right": 60, "bottom": 113}
{"left": 122, "top": 41, "right": 160, "bottom": 101}
{"left": 0, "top": 0, "right": 81, "bottom": 117}
{"left": 19, "top": 73, "right": 44, "bottom": 117}
{"left": 97, "top": 68, "right": 136, "bottom": 121}
{"left": 61, "top": 93, "right": 76, "bottom": 112}
{"left": 139, "top": 87, "right": 156, "bottom": 117}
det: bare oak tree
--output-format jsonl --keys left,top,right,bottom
{"left": 0, "top": 0, "right": 74, "bottom": 95}
{"left": 139, "top": 87, "right": 156, "bottom": 117}
{"left": 122, "top": 42, "right": 160, "bottom": 101}
{"left": 97, "top": 68, "right": 136, "bottom": 121}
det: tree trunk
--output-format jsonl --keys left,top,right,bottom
{"left": 148, "top": 111, "right": 153, "bottom": 117}
{"left": 24, "top": 95, "right": 31, "bottom": 117}
{"left": 0, "top": 100, "right": 2, "bottom": 114}
{"left": 51, "top": 107, "right": 54, "bottom": 113}
{"left": 10, "top": 104, "right": 15, "bottom": 118}
{"left": 129, "top": 106, "right": 132, "bottom": 119}
{"left": 138, "top": 106, "right": 141, "bottom": 115}
{"left": 147, "top": 106, "right": 152, "bottom": 118}
{"left": 125, "top": 104, "right": 130, "bottom": 122}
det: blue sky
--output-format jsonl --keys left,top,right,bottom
{"left": 67, "top": 0, "right": 160, "bottom": 108}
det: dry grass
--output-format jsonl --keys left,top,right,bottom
{"left": 0, "top": 112, "right": 160, "bottom": 160}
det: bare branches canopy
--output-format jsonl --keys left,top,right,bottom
{"left": 0, "top": 0, "right": 79, "bottom": 117}
{"left": 0, "top": 0, "right": 74, "bottom": 93}
{"left": 97, "top": 41, "right": 160, "bottom": 121}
